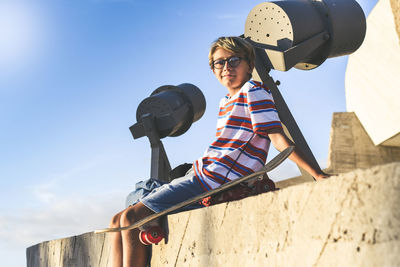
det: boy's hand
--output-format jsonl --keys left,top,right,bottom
{"left": 267, "top": 129, "right": 335, "bottom": 182}
{"left": 313, "top": 171, "right": 332, "bottom": 181}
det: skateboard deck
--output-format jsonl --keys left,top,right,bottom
{"left": 94, "top": 146, "right": 294, "bottom": 234}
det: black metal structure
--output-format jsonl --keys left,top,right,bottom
{"left": 245, "top": 0, "right": 366, "bottom": 71}
{"left": 129, "top": 83, "right": 206, "bottom": 182}
{"left": 244, "top": 0, "right": 366, "bottom": 177}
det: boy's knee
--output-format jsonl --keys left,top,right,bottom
{"left": 109, "top": 212, "right": 122, "bottom": 228}
{"left": 120, "top": 206, "right": 138, "bottom": 227}
{"left": 119, "top": 203, "right": 153, "bottom": 227}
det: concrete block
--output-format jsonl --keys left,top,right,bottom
{"left": 390, "top": 0, "right": 400, "bottom": 40}
{"left": 326, "top": 112, "right": 400, "bottom": 174}
{"left": 345, "top": 0, "right": 400, "bottom": 147}
{"left": 26, "top": 233, "right": 111, "bottom": 267}
{"left": 276, "top": 112, "right": 400, "bottom": 189}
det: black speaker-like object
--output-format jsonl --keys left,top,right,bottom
{"left": 130, "top": 83, "right": 206, "bottom": 182}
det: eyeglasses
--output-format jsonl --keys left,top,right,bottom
{"left": 212, "top": 56, "right": 242, "bottom": 69}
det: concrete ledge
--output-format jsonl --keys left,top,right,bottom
{"left": 27, "top": 162, "right": 400, "bottom": 266}
{"left": 152, "top": 162, "right": 400, "bottom": 266}
{"left": 27, "top": 231, "right": 111, "bottom": 267}
{"left": 345, "top": 0, "right": 400, "bottom": 146}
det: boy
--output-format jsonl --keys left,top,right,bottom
{"left": 108, "top": 36, "right": 329, "bottom": 267}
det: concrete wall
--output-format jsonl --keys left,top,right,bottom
{"left": 151, "top": 162, "right": 400, "bottom": 267}
{"left": 391, "top": 0, "right": 400, "bottom": 40}
{"left": 27, "top": 162, "right": 400, "bottom": 267}
{"left": 27, "top": 232, "right": 111, "bottom": 267}
{"left": 326, "top": 112, "right": 400, "bottom": 174}
{"left": 275, "top": 112, "right": 400, "bottom": 189}
{"left": 345, "top": 0, "right": 400, "bottom": 147}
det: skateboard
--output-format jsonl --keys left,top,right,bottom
{"left": 94, "top": 146, "right": 294, "bottom": 234}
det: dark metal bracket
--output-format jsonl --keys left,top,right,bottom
{"left": 253, "top": 47, "right": 321, "bottom": 179}
{"left": 134, "top": 114, "right": 172, "bottom": 182}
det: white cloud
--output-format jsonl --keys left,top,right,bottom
{"left": 29, "top": 151, "right": 130, "bottom": 204}
{"left": 4, "top": 151, "right": 136, "bottom": 251}
{"left": 33, "top": 182, "right": 57, "bottom": 203}
{"left": 0, "top": 191, "right": 127, "bottom": 267}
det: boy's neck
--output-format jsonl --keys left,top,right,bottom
{"left": 226, "top": 79, "right": 251, "bottom": 97}
{"left": 227, "top": 88, "right": 240, "bottom": 98}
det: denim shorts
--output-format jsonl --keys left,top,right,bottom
{"left": 140, "top": 170, "right": 205, "bottom": 213}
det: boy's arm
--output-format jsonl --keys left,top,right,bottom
{"left": 266, "top": 128, "right": 330, "bottom": 180}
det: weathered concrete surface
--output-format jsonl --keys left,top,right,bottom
{"left": 28, "top": 162, "right": 400, "bottom": 266}
{"left": 391, "top": 0, "right": 400, "bottom": 41}
{"left": 276, "top": 112, "right": 400, "bottom": 189}
{"left": 345, "top": 0, "right": 400, "bottom": 147}
{"left": 151, "top": 162, "right": 400, "bottom": 267}
{"left": 27, "top": 232, "right": 111, "bottom": 267}
{"left": 326, "top": 112, "right": 400, "bottom": 174}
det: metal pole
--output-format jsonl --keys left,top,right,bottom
{"left": 253, "top": 47, "right": 321, "bottom": 180}
{"left": 141, "top": 114, "right": 172, "bottom": 182}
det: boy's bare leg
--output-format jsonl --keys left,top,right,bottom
{"left": 109, "top": 211, "right": 124, "bottom": 267}
{"left": 120, "top": 202, "right": 155, "bottom": 267}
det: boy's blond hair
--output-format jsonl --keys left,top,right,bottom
{"left": 208, "top": 37, "right": 255, "bottom": 70}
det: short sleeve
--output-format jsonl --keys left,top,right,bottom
{"left": 246, "top": 82, "right": 282, "bottom": 136}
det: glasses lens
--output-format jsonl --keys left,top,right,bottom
{"left": 227, "top": 57, "right": 241, "bottom": 68}
{"left": 213, "top": 60, "right": 225, "bottom": 69}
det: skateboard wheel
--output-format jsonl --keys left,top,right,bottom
{"left": 139, "top": 226, "right": 165, "bottom": 245}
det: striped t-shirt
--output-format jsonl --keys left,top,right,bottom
{"left": 193, "top": 80, "right": 283, "bottom": 191}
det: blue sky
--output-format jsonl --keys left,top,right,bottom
{"left": 0, "top": 0, "right": 377, "bottom": 266}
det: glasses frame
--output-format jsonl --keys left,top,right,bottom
{"left": 212, "top": 56, "right": 242, "bottom": 69}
